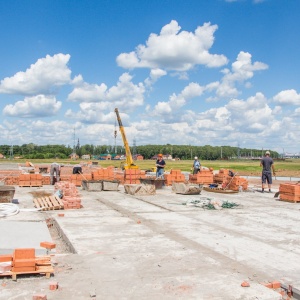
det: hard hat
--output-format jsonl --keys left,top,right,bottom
{"left": 158, "top": 153, "right": 163, "bottom": 157}
{"left": 265, "top": 151, "right": 270, "bottom": 155}
{"left": 194, "top": 156, "right": 198, "bottom": 160}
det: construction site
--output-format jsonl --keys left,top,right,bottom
{"left": 0, "top": 158, "right": 299, "bottom": 300}
{"left": 0, "top": 111, "right": 300, "bottom": 300}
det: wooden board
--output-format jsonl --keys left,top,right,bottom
{"left": 0, "top": 265, "right": 54, "bottom": 280}
{"left": 203, "top": 187, "right": 238, "bottom": 194}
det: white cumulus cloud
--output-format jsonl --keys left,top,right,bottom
{"left": 3, "top": 95, "right": 62, "bottom": 117}
{"left": 68, "top": 73, "right": 145, "bottom": 110}
{"left": 116, "top": 20, "right": 228, "bottom": 71}
{"left": 0, "top": 54, "right": 71, "bottom": 95}
{"left": 273, "top": 89, "right": 300, "bottom": 105}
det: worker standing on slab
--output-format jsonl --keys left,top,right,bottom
{"left": 72, "top": 164, "right": 82, "bottom": 174}
{"left": 192, "top": 156, "right": 201, "bottom": 174}
{"left": 260, "top": 151, "right": 275, "bottom": 193}
{"left": 50, "top": 162, "right": 61, "bottom": 185}
{"left": 156, "top": 154, "right": 166, "bottom": 178}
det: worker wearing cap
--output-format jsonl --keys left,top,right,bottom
{"left": 260, "top": 151, "right": 275, "bottom": 193}
{"left": 50, "top": 162, "right": 61, "bottom": 185}
{"left": 156, "top": 154, "right": 166, "bottom": 178}
{"left": 192, "top": 156, "right": 201, "bottom": 174}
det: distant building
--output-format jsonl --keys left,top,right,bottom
{"left": 99, "top": 154, "right": 112, "bottom": 160}
{"left": 151, "top": 154, "right": 172, "bottom": 160}
{"left": 133, "top": 154, "right": 144, "bottom": 160}
{"left": 70, "top": 153, "right": 79, "bottom": 160}
{"left": 81, "top": 154, "right": 91, "bottom": 160}
{"left": 0, "top": 153, "right": 4, "bottom": 159}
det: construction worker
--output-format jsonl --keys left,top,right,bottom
{"left": 72, "top": 164, "right": 82, "bottom": 174}
{"left": 155, "top": 154, "right": 166, "bottom": 178}
{"left": 50, "top": 162, "right": 61, "bottom": 185}
{"left": 192, "top": 156, "right": 201, "bottom": 174}
{"left": 260, "top": 151, "right": 276, "bottom": 193}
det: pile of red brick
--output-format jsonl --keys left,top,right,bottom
{"left": 213, "top": 169, "right": 229, "bottom": 183}
{"left": 214, "top": 169, "right": 248, "bottom": 191}
{"left": 279, "top": 182, "right": 300, "bottom": 202}
{"left": 124, "top": 169, "right": 146, "bottom": 184}
{"left": 164, "top": 170, "right": 186, "bottom": 186}
{"left": 189, "top": 169, "right": 214, "bottom": 184}
{"left": 225, "top": 176, "right": 248, "bottom": 191}
{"left": 55, "top": 182, "right": 81, "bottom": 209}
{"left": 19, "top": 174, "right": 43, "bottom": 187}
{"left": 261, "top": 281, "right": 292, "bottom": 299}
{"left": 91, "top": 167, "right": 115, "bottom": 181}
{"left": 0, "top": 170, "right": 22, "bottom": 185}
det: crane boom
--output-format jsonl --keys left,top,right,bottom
{"left": 114, "top": 108, "right": 138, "bottom": 170}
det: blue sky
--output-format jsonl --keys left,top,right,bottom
{"left": 0, "top": 0, "right": 300, "bottom": 155}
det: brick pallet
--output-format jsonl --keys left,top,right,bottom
{"left": 279, "top": 182, "right": 300, "bottom": 203}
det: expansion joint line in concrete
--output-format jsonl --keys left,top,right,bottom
{"left": 97, "top": 198, "right": 270, "bottom": 284}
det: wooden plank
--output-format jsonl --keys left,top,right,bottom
{"left": 40, "top": 197, "right": 50, "bottom": 210}
{"left": 34, "top": 198, "right": 45, "bottom": 210}
{"left": 33, "top": 198, "right": 41, "bottom": 209}
{"left": 0, "top": 265, "right": 54, "bottom": 281}
{"left": 48, "top": 195, "right": 60, "bottom": 209}
{"left": 43, "top": 197, "right": 56, "bottom": 210}
{"left": 54, "top": 195, "right": 64, "bottom": 208}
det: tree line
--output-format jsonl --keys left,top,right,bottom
{"left": 0, "top": 143, "right": 279, "bottom": 160}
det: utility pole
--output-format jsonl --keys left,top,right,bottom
{"left": 221, "top": 146, "right": 223, "bottom": 159}
{"left": 9, "top": 144, "right": 13, "bottom": 160}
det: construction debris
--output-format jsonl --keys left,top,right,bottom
{"left": 124, "top": 184, "right": 156, "bottom": 195}
{"left": 172, "top": 182, "right": 202, "bottom": 195}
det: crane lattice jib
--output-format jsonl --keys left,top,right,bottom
{"left": 114, "top": 108, "right": 136, "bottom": 168}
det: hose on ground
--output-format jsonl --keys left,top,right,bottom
{"left": 0, "top": 203, "right": 20, "bottom": 218}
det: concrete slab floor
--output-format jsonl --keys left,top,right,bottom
{"left": 0, "top": 182, "right": 299, "bottom": 299}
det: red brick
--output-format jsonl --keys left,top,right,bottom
{"left": 0, "top": 254, "right": 13, "bottom": 262}
{"left": 49, "top": 281, "right": 58, "bottom": 290}
{"left": 13, "top": 258, "right": 36, "bottom": 267}
{"left": 40, "top": 242, "right": 56, "bottom": 250}
{"left": 13, "top": 248, "right": 35, "bottom": 260}
{"left": 32, "top": 294, "right": 47, "bottom": 300}
{"left": 12, "top": 266, "right": 36, "bottom": 272}
{"left": 272, "top": 281, "right": 281, "bottom": 289}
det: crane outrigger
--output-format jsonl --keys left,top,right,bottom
{"left": 114, "top": 108, "right": 139, "bottom": 170}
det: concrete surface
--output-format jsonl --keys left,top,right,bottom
{"left": 0, "top": 179, "right": 300, "bottom": 299}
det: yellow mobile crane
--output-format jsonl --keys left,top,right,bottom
{"left": 114, "top": 108, "right": 139, "bottom": 170}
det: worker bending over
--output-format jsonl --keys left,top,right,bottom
{"left": 156, "top": 154, "right": 166, "bottom": 178}
{"left": 50, "top": 162, "right": 61, "bottom": 185}
{"left": 73, "top": 164, "right": 82, "bottom": 174}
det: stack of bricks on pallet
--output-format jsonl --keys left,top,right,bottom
{"left": 124, "top": 169, "right": 146, "bottom": 184}
{"left": 19, "top": 174, "right": 43, "bottom": 187}
{"left": 279, "top": 182, "right": 300, "bottom": 202}
{"left": 92, "top": 167, "right": 115, "bottom": 181}
{"left": 12, "top": 248, "right": 36, "bottom": 272}
{"left": 189, "top": 169, "right": 214, "bottom": 184}
{"left": 164, "top": 170, "right": 186, "bottom": 186}
{"left": 55, "top": 181, "right": 81, "bottom": 209}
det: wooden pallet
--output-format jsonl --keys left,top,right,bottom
{"left": 33, "top": 195, "right": 64, "bottom": 210}
{"left": 0, "top": 265, "right": 54, "bottom": 280}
